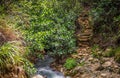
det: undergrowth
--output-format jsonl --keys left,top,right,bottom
{"left": 104, "top": 47, "right": 120, "bottom": 63}
{"left": 64, "top": 58, "right": 77, "bottom": 70}
{"left": 0, "top": 42, "right": 36, "bottom": 75}
{"left": 0, "top": 20, "right": 36, "bottom": 77}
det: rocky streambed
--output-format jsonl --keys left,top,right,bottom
{"left": 32, "top": 55, "right": 66, "bottom": 78}
{"left": 32, "top": 48, "right": 120, "bottom": 78}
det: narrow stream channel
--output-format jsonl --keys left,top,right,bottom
{"left": 34, "top": 55, "right": 65, "bottom": 78}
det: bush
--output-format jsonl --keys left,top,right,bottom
{"left": 17, "top": 0, "right": 82, "bottom": 56}
{"left": 0, "top": 0, "right": 20, "bottom": 14}
{"left": 90, "top": 0, "right": 120, "bottom": 44}
{"left": 64, "top": 58, "right": 77, "bottom": 70}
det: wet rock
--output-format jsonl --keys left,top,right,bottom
{"left": 32, "top": 74, "right": 44, "bottom": 78}
{"left": 35, "top": 55, "right": 65, "bottom": 78}
{"left": 66, "top": 76, "right": 71, "bottom": 78}
{"left": 101, "top": 73, "right": 107, "bottom": 77}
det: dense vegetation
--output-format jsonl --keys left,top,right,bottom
{"left": 0, "top": 0, "right": 82, "bottom": 77}
{"left": 19, "top": 0, "right": 81, "bottom": 56}
{"left": 0, "top": 0, "right": 120, "bottom": 78}
{"left": 90, "top": 0, "right": 120, "bottom": 63}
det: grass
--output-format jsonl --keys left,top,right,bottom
{"left": 64, "top": 58, "right": 77, "bottom": 70}
{"left": 91, "top": 44, "right": 101, "bottom": 58}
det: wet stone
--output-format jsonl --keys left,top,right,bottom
{"left": 32, "top": 74, "right": 44, "bottom": 78}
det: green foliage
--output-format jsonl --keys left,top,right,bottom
{"left": 0, "top": 42, "right": 35, "bottom": 75}
{"left": 64, "top": 58, "right": 77, "bottom": 70}
{"left": 0, "top": 0, "right": 20, "bottom": 14}
{"left": 16, "top": 0, "right": 81, "bottom": 56}
{"left": 0, "top": 0, "right": 82, "bottom": 76}
{"left": 23, "top": 59, "right": 36, "bottom": 76}
{"left": 0, "top": 43, "right": 21, "bottom": 69}
{"left": 91, "top": 44, "right": 100, "bottom": 58}
{"left": 90, "top": 0, "right": 120, "bottom": 39}
{"left": 81, "top": 0, "right": 120, "bottom": 64}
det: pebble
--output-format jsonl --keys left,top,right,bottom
{"left": 91, "top": 63, "right": 100, "bottom": 71}
{"left": 102, "top": 61, "right": 112, "bottom": 67}
{"left": 88, "top": 57, "right": 93, "bottom": 61}
{"left": 114, "top": 65, "right": 118, "bottom": 68}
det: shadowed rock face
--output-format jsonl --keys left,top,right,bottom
{"left": 35, "top": 55, "right": 65, "bottom": 78}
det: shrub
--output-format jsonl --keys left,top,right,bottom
{"left": 64, "top": 58, "right": 77, "bottom": 70}
{"left": 90, "top": 0, "right": 120, "bottom": 46}
{"left": 17, "top": 0, "right": 82, "bottom": 56}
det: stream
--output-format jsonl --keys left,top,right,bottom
{"left": 34, "top": 55, "right": 66, "bottom": 78}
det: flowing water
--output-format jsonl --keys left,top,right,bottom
{"left": 35, "top": 55, "right": 65, "bottom": 78}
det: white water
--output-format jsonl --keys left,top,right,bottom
{"left": 35, "top": 55, "right": 65, "bottom": 78}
